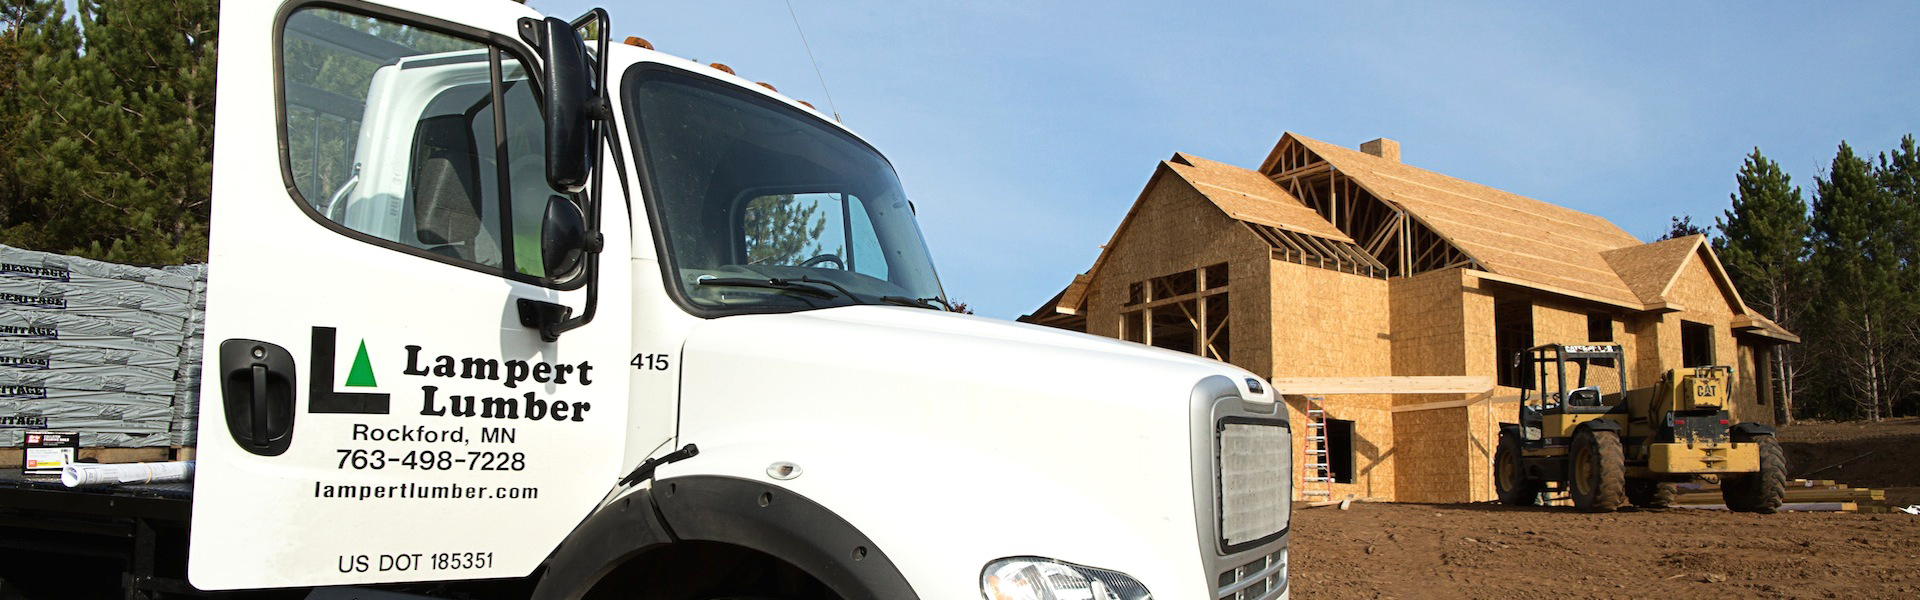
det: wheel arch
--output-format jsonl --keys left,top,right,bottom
{"left": 650, "top": 475, "right": 918, "bottom": 600}
{"left": 1576, "top": 419, "right": 1623, "bottom": 434}
{"left": 530, "top": 476, "right": 917, "bottom": 600}
{"left": 1731, "top": 422, "right": 1776, "bottom": 440}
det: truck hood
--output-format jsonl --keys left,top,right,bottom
{"left": 662, "top": 305, "right": 1274, "bottom": 598}
{"left": 796, "top": 305, "right": 1251, "bottom": 372}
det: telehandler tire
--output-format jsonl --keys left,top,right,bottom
{"left": 1626, "top": 478, "right": 1678, "bottom": 508}
{"left": 1494, "top": 435, "right": 1542, "bottom": 506}
{"left": 1722, "top": 434, "right": 1787, "bottom": 514}
{"left": 1569, "top": 429, "right": 1626, "bottom": 512}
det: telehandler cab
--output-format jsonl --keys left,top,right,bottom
{"left": 1493, "top": 344, "right": 1787, "bottom": 513}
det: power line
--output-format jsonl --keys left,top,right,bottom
{"left": 784, "top": 0, "right": 840, "bottom": 122}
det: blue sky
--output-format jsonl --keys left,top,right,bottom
{"left": 535, "top": 0, "right": 1920, "bottom": 319}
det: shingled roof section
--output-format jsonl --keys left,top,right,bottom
{"left": 1601, "top": 235, "right": 1710, "bottom": 306}
{"left": 1165, "top": 153, "right": 1354, "bottom": 243}
{"left": 1280, "top": 134, "right": 1646, "bottom": 306}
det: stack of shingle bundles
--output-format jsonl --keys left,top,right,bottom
{"left": 164, "top": 264, "right": 209, "bottom": 447}
{"left": 0, "top": 245, "right": 195, "bottom": 448}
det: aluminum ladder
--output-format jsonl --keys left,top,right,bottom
{"left": 1300, "top": 395, "right": 1333, "bottom": 498}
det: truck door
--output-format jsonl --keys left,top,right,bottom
{"left": 189, "top": 0, "right": 631, "bottom": 589}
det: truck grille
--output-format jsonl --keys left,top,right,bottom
{"left": 1216, "top": 548, "right": 1288, "bottom": 600}
{"left": 1217, "top": 421, "right": 1290, "bottom": 549}
{"left": 1191, "top": 377, "right": 1290, "bottom": 600}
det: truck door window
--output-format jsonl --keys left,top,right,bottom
{"left": 280, "top": 7, "right": 564, "bottom": 281}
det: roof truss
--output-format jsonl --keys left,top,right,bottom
{"left": 1266, "top": 138, "right": 1480, "bottom": 277}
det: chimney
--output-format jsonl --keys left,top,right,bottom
{"left": 1360, "top": 138, "right": 1400, "bottom": 162}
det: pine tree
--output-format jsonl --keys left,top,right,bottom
{"left": 1876, "top": 135, "right": 1920, "bottom": 417}
{"left": 0, "top": 0, "right": 74, "bottom": 237}
{"left": 742, "top": 194, "right": 830, "bottom": 265}
{"left": 0, "top": 0, "right": 216, "bottom": 264}
{"left": 1808, "top": 142, "right": 1902, "bottom": 420}
{"left": 1658, "top": 214, "right": 1708, "bottom": 241}
{"left": 1714, "top": 148, "right": 1810, "bottom": 423}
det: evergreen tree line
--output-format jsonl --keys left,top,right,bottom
{"left": 0, "top": 0, "right": 215, "bottom": 264}
{"left": 1679, "top": 136, "right": 1920, "bottom": 422}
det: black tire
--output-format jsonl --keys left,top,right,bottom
{"left": 1626, "top": 478, "right": 1678, "bottom": 508}
{"left": 1569, "top": 428, "right": 1627, "bottom": 512}
{"left": 1723, "top": 434, "right": 1787, "bottom": 514}
{"left": 1494, "top": 434, "right": 1542, "bottom": 506}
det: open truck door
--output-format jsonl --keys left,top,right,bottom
{"left": 190, "top": 0, "right": 631, "bottom": 589}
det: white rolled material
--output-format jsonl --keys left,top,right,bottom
{"left": 60, "top": 460, "right": 195, "bottom": 487}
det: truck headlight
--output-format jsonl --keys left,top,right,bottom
{"left": 981, "top": 557, "right": 1151, "bottom": 600}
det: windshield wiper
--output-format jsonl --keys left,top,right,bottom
{"left": 880, "top": 296, "right": 951, "bottom": 311}
{"left": 787, "top": 276, "right": 857, "bottom": 299}
{"left": 696, "top": 277, "right": 840, "bottom": 299}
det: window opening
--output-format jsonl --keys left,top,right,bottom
{"left": 1587, "top": 312, "right": 1613, "bottom": 342}
{"left": 1585, "top": 312, "right": 1617, "bottom": 368}
{"left": 1118, "top": 263, "right": 1230, "bottom": 362}
{"left": 1495, "top": 300, "right": 1534, "bottom": 388}
{"left": 1682, "top": 321, "right": 1715, "bottom": 367}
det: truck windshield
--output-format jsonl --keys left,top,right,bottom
{"left": 623, "top": 67, "right": 945, "bottom": 315}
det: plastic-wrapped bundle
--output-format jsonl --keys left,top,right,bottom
{"left": 0, "top": 340, "right": 182, "bottom": 373}
{"left": 0, "top": 368, "right": 178, "bottom": 398}
{"left": 169, "top": 374, "right": 201, "bottom": 446}
{"left": 168, "top": 263, "right": 211, "bottom": 446}
{"left": 1, "top": 245, "right": 195, "bottom": 291}
{"left": 0, "top": 310, "right": 186, "bottom": 353}
{"left": 2, "top": 245, "right": 204, "bottom": 449}
{"left": 0, "top": 278, "right": 193, "bottom": 325}
{"left": 0, "top": 396, "right": 171, "bottom": 440}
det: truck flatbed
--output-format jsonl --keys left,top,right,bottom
{"left": 0, "top": 468, "right": 197, "bottom": 599}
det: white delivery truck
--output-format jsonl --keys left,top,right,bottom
{"left": 1, "top": 1, "right": 1293, "bottom": 598}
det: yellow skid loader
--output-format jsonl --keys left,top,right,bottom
{"left": 1493, "top": 344, "right": 1787, "bottom": 513}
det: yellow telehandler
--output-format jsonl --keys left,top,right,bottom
{"left": 1493, "top": 344, "right": 1787, "bottom": 513}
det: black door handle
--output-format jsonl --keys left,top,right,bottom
{"left": 220, "top": 339, "right": 296, "bottom": 456}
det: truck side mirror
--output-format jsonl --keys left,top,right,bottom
{"left": 531, "top": 17, "right": 594, "bottom": 193}
{"left": 542, "top": 195, "right": 588, "bottom": 279}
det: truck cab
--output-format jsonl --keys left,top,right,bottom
{"left": 191, "top": 1, "right": 1292, "bottom": 598}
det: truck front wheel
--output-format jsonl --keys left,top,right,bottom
{"left": 1626, "top": 478, "right": 1678, "bottom": 508}
{"left": 1722, "top": 434, "right": 1787, "bottom": 514}
{"left": 1568, "top": 429, "right": 1626, "bottom": 512}
{"left": 1494, "top": 434, "right": 1542, "bottom": 506}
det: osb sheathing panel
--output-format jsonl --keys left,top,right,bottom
{"left": 1386, "top": 270, "right": 1495, "bottom": 422}
{"left": 1264, "top": 261, "right": 1394, "bottom": 500}
{"left": 1288, "top": 395, "right": 1395, "bottom": 501}
{"left": 1626, "top": 312, "right": 1666, "bottom": 386}
{"left": 1738, "top": 344, "right": 1764, "bottom": 422}
{"left": 1389, "top": 269, "right": 1470, "bottom": 380}
{"left": 1267, "top": 259, "right": 1390, "bottom": 380}
{"left": 1390, "top": 406, "right": 1473, "bottom": 503}
{"left": 1083, "top": 170, "right": 1274, "bottom": 376}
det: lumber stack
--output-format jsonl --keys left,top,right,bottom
{"left": 0, "top": 244, "right": 207, "bottom": 456}
{"left": 1672, "top": 479, "right": 1884, "bottom": 512}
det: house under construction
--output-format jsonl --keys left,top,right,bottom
{"left": 1021, "top": 133, "right": 1799, "bottom": 503}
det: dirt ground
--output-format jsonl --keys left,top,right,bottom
{"left": 1290, "top": 418, "right": 1920, "bottom": 599}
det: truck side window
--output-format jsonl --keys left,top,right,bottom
{"left": 280, "top": 7, "right": 562, "bottom": 280}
